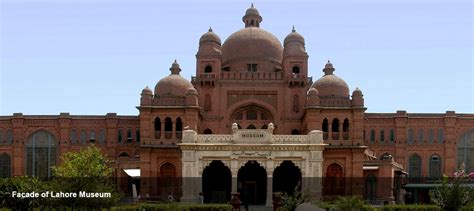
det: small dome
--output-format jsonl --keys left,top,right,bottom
{"left": 245, "top": 5, "right": 260, "bottom": 16}
{"left": 353, "top": 87, "right": 363, "bottom": 94}
{"left": 141, "top": 86, "right": 152, "bottom": 95}
{"left": 186, "top": 87, "right": 198, "bottom": 95}
{"left": 199, "top": 27, "right": 221, "bottom": 45}
{"left": 311, "top": 61, "right": 350, "bottom": 97}
{"left": 154, "top": 60, "right": 194, "bottom": 97}
{"left": 284, "top": 27, "right": 305, "bottom": 46}
{"left": 221, "top": 27, "right": 283, "bottom": 65}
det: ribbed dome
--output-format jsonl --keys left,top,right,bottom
{"left": 154, "top": 61, "right": 194, "bottom": 97}
{"left": 311, "top": 61, "right": 350, "bottom": 97}
{"left": 284, "top": 27, "right": 305, "bottom": 46}
{"left": 199, "top": 28, "right": 221, "bottom": 45}
{"left": 245, "top": 6, "right": 260, "bottom": 16}
{"left": 141, "top": 86, "right": 152, "bottom": 95}
{"left": 221, "top": 27, "right": 283, "bottom": 65}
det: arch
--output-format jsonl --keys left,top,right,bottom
{"left": 70, "top": 129, "right": 77, "bottom": 144}
{"left": 429, "top": 154, "right": 441, "bottom": 179}
{"left": 160, "top": 162, "right": 176, "bottom": 177}
{"left": 0, "top": 153, "right": 11, "bottom": 178}
{"left": 332, "top": 118, "right": 339, "bottom": 132}
{"left": 292, "top": 66, "right": 300, "bottom": 74}
{"left": 389, "top": 129, "right": 395, "bottom": 143}
{"left": 117, "top": 130, "right": 123, "bottom": 143}
{"left": 457, "top": 128, "right": 474, "bottom": 172}
{"left": 428, "top": 129, "right": 434, "bottom": 144}
{"left": 204, "top": 94, "right": 212, "bottom": 111}
{"left": 324, "top": 163, "right": 344, "bottom": 195}
{"left": 228, "top": 100, "right": 277, "bottom": 124}
{"left": 291, "top": 129, "right": 300, "bottom": 135}
{"left": 247, "top": 124, "right": 256, "bottom": 129}
{"left": 322, "top": 118, "right": 329, "bottom": 140}
{"left": 261, "top": 124, "right": 268, "bottom": 129}
{"left": 238, "top": 161, "right": 267, "bottom": 205}
{"left": 380, "top": 129, "right": 385, "bottom": 143}
{"left": 98, "top": 129, "right": 106, "bottom": 144}
{"left": 370, "top": 129, "right": 375, "bottom": 144}
{"left": 203, "top": 129, "right": 213, "bottom": 134}
{"left": 408, "top": 154, "right": 422, "bottom": 182}
{"left": 25, "top": 130, "right": 57, "bottom": 178}
{"left": 80, "top": 129, "right": 86, "bottom": 144}
{"left": 158, "top": 162, "right": 179, "bottom": 198}
{"left": 292, "top": 95, "right": 299, "bottom": 113}
{"left": 342, "top": 118, "right": 349, "bottom": 140}
{"left": 407, "top": 128, "right": 414, "bottom": 144}
{"left": 135, "top": 129, "right": 140, "bottom": 143}
{"left": 364, "top": 173, "right": 377, "bottom": 200}
{"left": 204, "top": 65, "right": 213, "bottom": 73}
{"left": 202, "top": 161, "right": 231, "bottom": 203}
{"left": 89, "top": 129, "right": 96, "bottom": 143}
{"left": 126, "top": 129, "right": 133, "bottom": 142}
{"left": 176, "top": 117, "right": 183, "bottom": 139}
{"left": 154, "top": 117, "right": 161, "bottom": 139}
{"left": 165, "top": 117, "right": 172, "bottom": 139}
{"left": 418, "top": 128, "right": 424, "bottom": 144}
{"left": 6, "top": 129, "right": 12, "bottom": 144}
{"left": 273, "top": 161, "right": 302, "bottom": 196}
{"left": 119, "top": 152, "right": 130, "bottom": 157}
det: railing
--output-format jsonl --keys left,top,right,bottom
{"left": 220, "top": 72, "right": 284, "bottom": 80}
{"left": 152, "top": 96, "right": 186, "bottom": 106}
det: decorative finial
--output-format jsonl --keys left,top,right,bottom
{"left": 170, "top": 60, "right": 181, "bottom": 75}
{"left": 292, "top": 25, "right": 296, "bottom": 32}
{"left": 323, "top": 60, "right": 335, "bottom": 75}
{"left": 251, "top": 3, "right": 254, "bottom": 7}
{"left": 327, "top": 59, "right": 331, "bottom": 63}
{"left": 208, "top": 27, "right": 213, "bottom": 32}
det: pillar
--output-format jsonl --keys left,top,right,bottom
{"left": 266, "top": 169, "right": 273, "bottom": 207}
{"left": 172, "top": 120, "right": 176, "bottom": 139}
{"left": 339, "top": 122, "right": 343, "bottom": 140}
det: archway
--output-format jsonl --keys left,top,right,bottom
{"left": 458, "top": 129, "right": 474, "bottom": 173}
{"left": 324, "top": 163, "right": 344, "bottom": 195}
{"left": 238, "top": 161, "right": 267, "bottom": 205}
{"left": 364, "top": 173, "right": 377, "bottom": 200}
{"left": 26, "top": 130, "right": 57, "bottom": 179}
{"left": 202, "top": 161, "right": 231, "bottom": 203}
{"left": 273, "top": 161, "right": 301, "bottom": 196}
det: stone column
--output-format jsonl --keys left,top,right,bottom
{"left": 328, "top": 124, "right": 332, "bottom": 140}
{"left": 172, "top": 120, "right": 176, "bottom": 139}
{"left": 231, "top": 159, "right": 239, "bottom": 193}
{"left": 266, "top": 169, "right": 274, "bottom": 207}
{"left": 160, "top": 122, "right": 164, "bottom": 139}
{"left": 339, "top": 122, "right": 343, "bottom": 140}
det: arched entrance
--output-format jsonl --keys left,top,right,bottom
{"left": 25, "top": 130, "right": 57, "bottom": 179}
{"left": 273, "top": 161, "right": 301, "bottom": 196}
{"left": 458, "top": 129, "right": 474, "bottom": 173}
{"left": 202, "top": 161, "right": 231, "bottom": 203}
{"left": 365, "top": 173, "right": 377, "bottom": 200}
{"left": 238, "top": 161, "right": 267, "bottom": 205}
{"left": 324, "top": 163, "right": 345, "bottom": 196}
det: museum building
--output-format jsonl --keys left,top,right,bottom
{"left": 0, "top": 5, "right": 473, "bottom": 206}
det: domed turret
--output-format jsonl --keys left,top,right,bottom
{"left": 199, "top": 27, "right": 221, "bottom": 45}
{"left": 306, "top": 88, "right": 320, "bottom": 107}
{"left": 140, "top": 86, "right": 153, "bottom": 105}
{"left": 284, "top": 26, "right": 305, "bottom": 46}
{"left": 186, "top": 87, "right": 199, "bottom": 106}
{"left": 283, "top": 26, "right": 307, "bottom": 57}
{"left": 352, "top": 87, "right": 364, "bottom": 107}
{"left": 242, "top": 4, "right": 262, "bottom": 27}
{"left": 154, "top": 60, "right": 194, "bottom": 97}
{"left": 311, "top": 60, "right": 350, "bottom": 98}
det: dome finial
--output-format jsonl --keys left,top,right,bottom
{"left": 323, "top": 60, "right": 335, "bottom": 75}
{"left": 208, "top": 27, "right": 213, "bottom": 32}
{"left": 251, "top": 3, "right": 254, "bottom": 7}
{"left": 292, "top": 25, "right": 296, "bottom": 32}
{"left": 243, "top": 3, "right": 262, "bottom": 28}
{"left": 170, "top": 60, "right": 181, "bottom": 75}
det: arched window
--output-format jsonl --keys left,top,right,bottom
{"left": 0, "top": 129, "right": 3, "bottom": 144}
{"left": 204, "top": 65, "right": 213, "bottom": 73}
{"left": 429, "top": 154, "right": 441, "bottom": 179}
{"left": 117, "top": 130, "right": 123, "bottom": 143}
{"left": 250, "top": 19, "right": 254, "bottom": 26}
{"left": 160, "top": 162, "right": 176, "bottom": 177}
{"left": 322, "top": 118, "right": 329, "bottom": 140}
{"left": 428, "top": 129, "right": 434, "bottom": 144}
{"left": 165, "top": 117, "right": 172, "bottom": 139}
{"left": 6, "top": 130, "right": 12, "bottom": 144}
{"left": 370, "top": 129, "right": 375, "bottom": 144}
{"left": 261, "top": 124, "right": 268, "bottom": 129}
{"left": 247, "top": 110, "right": 257, "bottom": 120}
{"left": 98, "top": 129, "right": 106, "bottom": 145}
{"left": 365, "top": 173, "right": 377, "bottom": 200}
{"left": 154, "top": 117, "right": 161, "bottom": 139}
{"left": 176, "top": 117, "right": 183, "bottom": 139}
{"left": 389, "top": 129, "right": 395, "bottom": 143}
{"left": 70, "top": 130, "right": 77, "bottom": 144}
{"left": 80, "top": 130, "right": 87, "bottom": 144}
{"left": 0, "top": 153, "right": 11, "bottom": 178}
{"left": 89, "top": 129, "right": 96, "bottom": 143}
{"left": 408, "top": 154, "right": 422, "bottom": 182}
{"left": 418, "top": 129, "right": 424, "bottom": 144}
{"left": 291, "top": 129, "right": 300, "bottom": 135}
{"left": 204, "top": 94, "right": 212, "bottom": 111}
{"left": 126, "top": 129, "right": 133, "bottom": 142}
{"left": 247, "top": 124, "right": 256, "bottom": 129}
{"left": 292, "top": 66, "right": 300, "bottom": 74}
{"left": 380, "top": 129, "right": 385, "bottom": 143}
{"left": 203, "top": 129, "right": 213, "bottom": 134}
{"left": 292, "top": 95, "right": 299, "bottom": 112}
{"left": 438, "top": 129, "right": 444, "bottom": 144}
{"left": 407, "top": 128, "right": 414, "bottom": 144}
{"left": 343, "top": 118, "right": 349, "bottom": 133}
{"left": 457, "top": 129, "right": 474, "bottom": 172}
{"left": 136, "top": 129, "right": 140, "bottom": 143}
{"left": 26, "top": 130, "right": 57, "bottom": 178}
{"left": 332, "top": 118, "right": 340, "bottom": 140}
{"left": 325, "top": 163, "right": 344, "bottom": 195}
{"left": 119, "top": 152, "right": 129, "bottom": 157}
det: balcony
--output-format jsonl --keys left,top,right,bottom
{"left": 288, "top": 73, "right": 311, "bottom": 87}
{"left": 191, "top": 73, "right": 216, "bottom": 86}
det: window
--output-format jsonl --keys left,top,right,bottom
{"left": 247, "top": 64, "right": 257, "bottom": 72}
{"left": 389, "top": 129, "right": 395, "bottom": 143}
{"left": 407, "top": 128, "right": 414, "bottom": 144}
{"left": 291, "top": 129, "right": 300, "bottom": 135}
{"left": 98, "top": 129, "right": 106, "bottom": 145}
{"left": 292, "top": 66, "right": 300, "bottom": 74}
{"left": 247, "top": 124, "right": 256, "bottom": 129}
{"left": 332, "top": 118, "right": 339, "bottom": 132}
{"left": 204, "top": 129, "right": 213, "bottom": 134}
{"left": 6, "top": 130, "right": 12, "bottom": 144}
{"left": 165, "top": 117, "right": 172, "bottom": 139}
{"left": 118, "top": 130, "right": 123, "bottom": 143}
{"left": 380, "top": 129, "right": 385, "bottom": 143}
{"left": 457, "top": 129, "right": 474, "bottom": 172}
{"left": 89, "top": 129, "right": 96, "bottom": 143}
{"left": 26, "top": 130, "right": 57, "bottom": 178}
{"left": 136, "top": 129, "right": 140, "bottom": 143}
{"left": 247, "top": 110, "right": 257, "bottom": 120}
{"left": 204, "top": 94, "right": 212, "bottom": 111}
{"left": 126, "top": 129, "right": 133, "bottom": 142}
{"left": 409, "top": 154, "right": 422, "bottom": 181}
{"left": 322, "top": 119, "right": 329, "bottom": 132}
{"left": 176, "top": 117, "right": 183, "bottom": 139}
{"left": 292, "top": 95, "right": 299, "bottom": 112}
{"left": 0, "top": 153, "right": 11, "bottom": 178}
{"left": 418, "top": 129, "right": 424, "bottom": 144}
{"left": 154, "top": 117, "right": 161, "bottom": 139}
{"left": 429, "top": 155, "right": 441, "bottom": 179}
{"left": 370, "top": 129, "right": 375, "bottom": 144}
{"left": 204, "top": 65, "right": 212, "bottom": 73}
{"left": 0, "top": 129, "right": 3, "bottom": 144}
{"left": 438, "top": 129, "right": 444, "bottom": 144}
{"left": 70, "top": 130, "right": 77, "bottom": 144}
{"left": 80, "top": 130, "right": 86, "bottom": 144}
{"left": 428, "top": 129, "right": 434, "bottom": 144}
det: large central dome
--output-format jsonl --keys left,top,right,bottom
{"left": 221, "top": 27, "right": 283, "bottom": 65}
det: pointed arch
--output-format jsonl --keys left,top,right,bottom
{"left": 429, "top": 154, "right": 441, "bottom": 179}
{"left": 408, "top": 154, "right": 422, "bottom": 182}
{"left": 154, "top": 117, "right": 161, "bottom": 139}
{"left": 165, "top": 117, "right": 172, "bottom": 139}
{"left": 176, "top": 117, "right": 183, "bottom": 139}
{"left": 25, "top": 130, "right": 58, "bottom": 178}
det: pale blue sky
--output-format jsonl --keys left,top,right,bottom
{"left": 0, "top": 0, "right": 472, "bottom": 115}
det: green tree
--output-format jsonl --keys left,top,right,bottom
{"left": 0, "top": 176, "right": 49, "bottom": 209}
{"left": 50, "top": 145, "right": 120, "bottom": 208}
{"left": 430, "top": 167, "right": 473, "bottom": 211}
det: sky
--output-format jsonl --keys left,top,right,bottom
{"left": 0, "top": 0, "right": 472, "bottom": 115}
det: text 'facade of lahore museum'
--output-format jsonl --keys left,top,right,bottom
{"left": 0, "top": 5, "right": 473, "bottom": 206}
